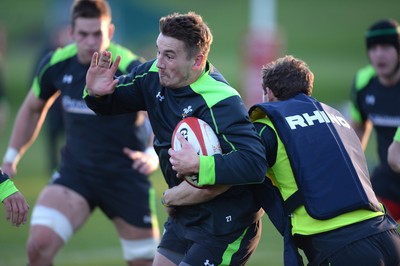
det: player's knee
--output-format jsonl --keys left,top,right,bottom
{"left": 26, "top": 230, "right": 56, "bottom": 265}
{"left": 120, "top": 237, "right": 158, "bottom": 261}
{"left": 30, "top": 205, "right": 74, "bottom": 243}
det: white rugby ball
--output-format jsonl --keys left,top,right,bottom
{"left": 171, "top": 117, "right": 222, "bottom": 188}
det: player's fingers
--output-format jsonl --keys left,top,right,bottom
{"left": 123, "top": 147, "right": 133, "bottom": 157}
{"left": 177, "top": 133, "right": 190, "bottom": 148}
{"left": 124, "top": 148, "right": 141, "bottom": 160}
{"left": 15, "top": 198, "right": 28, "bottom": 226}
{"left": 20, "top": 200, "right": 29, "bottom": 225}
{"left": 4, "top": 201, "right": 11, "bottom": 223}
{"left": 90, "top": 52, "right": 99, "bottom": 68}
{"left": 9, "top": 199, "right": 19, "bottom": 226}
{"left": 110, "top": 55, "right": 121, "bottom": 75}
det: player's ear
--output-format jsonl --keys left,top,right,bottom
{"left": 68, "top": 25, "right": 74, "bottom": 40}
{"left": 193, "top": 53, "right": 204, "bottom": 68}
{"left": 108, "top": 23, "right": 115, "bottom": 39}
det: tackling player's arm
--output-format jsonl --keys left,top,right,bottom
{"left": 162, "top": 181, "right": 230, "bottom": 207}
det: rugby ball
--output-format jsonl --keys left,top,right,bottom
{"left": 171, "top": 117, "right": 222, "bottom": 188}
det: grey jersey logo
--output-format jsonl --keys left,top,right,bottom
{"left": 365, "top": 94, "right": 375, "bottom": 105}
{"left": 156, "top": 91, "right": 164, "bottom": 102}
{"left": 62, "top": 74, "right": 73, "bottom": 84}
{"left": 183, "top": 106, "right": 193, "bottom": 117}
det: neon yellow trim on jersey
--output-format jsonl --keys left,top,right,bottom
{"left": 350, "top": 65, "right": 376, "bottom": 122}
{"left": 349, "top": 102, "right": 363, "bottom": 123}
{"left": 355, "top": 65, "right": 376, "bottom": 90}
{"left": 33, "top": 44, "right": 77, "bottom": 98}
{"left": 198, "top": 155, "right": 216, "bottom": 186}
{"left": 148, "top": 187, "right": 159, "bottom": 234}
{"left": 191, "top": 69, "right": 240, "bottom": 109}
{"left": 32, "top": 77, "right": 41, "bottom": 98}
{"left": 394, "top": 127, "right": 400, "bottom": 142}
{"left": 108, "top": 42, "right": 140, "bottom": 74}
{"left": 221, "top": 226, "right": 249, "bottom": 265}
{"left": 149, "top": 60, "right": 158, "bottom": 72}
{"left": 291, "top": 206, "right": 383, "bottom": 235}
{"left": 0, "top": 179, "right": 19, "bottom": 202}
{"left": 256, "top": 117, "right": 298, "bottom": 200}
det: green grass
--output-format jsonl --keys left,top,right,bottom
{"left": 0, "top": 0, "right": 397, "bottom": 265}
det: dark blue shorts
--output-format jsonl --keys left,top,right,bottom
{"left": 296, "top": 215, "right": 400, "bottom": 265}
{"left": 320, "top": 228, "right": 400, "bottom": 266}
{"left": 52, "top": 164, "right": 155, "bottom": 228}
{"left": 158, "top": 217, "right": 262, "bottom": 265}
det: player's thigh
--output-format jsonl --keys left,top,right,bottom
{"left": 113, "top": 217, "right": 155, "bottom": 239}
{"left": 34, "top": 184, "right": 91, "bottom": 229}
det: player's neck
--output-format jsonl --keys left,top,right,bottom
{"left": 379, "top": 66, "right": 400, "bottom": 86}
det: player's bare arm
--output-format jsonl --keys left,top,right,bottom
{"left": 163, "top": 181, "right": 230, "bottom": 206}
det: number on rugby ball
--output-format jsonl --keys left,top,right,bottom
{"left": 171, "top": 117, "right": 222, "bottom": 188}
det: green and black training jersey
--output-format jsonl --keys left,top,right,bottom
{"left": 85, "top": 59, "right": 267, "bottom": 235}
{"left": 350, "top": 64, "right": 400, "bottom": 201}
{"left": 33, "top": 42, "right": 148, "bottom": 171}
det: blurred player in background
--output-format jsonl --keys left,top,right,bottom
{"left": 349, "top": 19, "right": 400, "bottom": 221}
{"left": 1, "top": 1, "right": 159, "bottom": 265}
{"left": 34, "top": 24, "right": 71, "bottom": 174}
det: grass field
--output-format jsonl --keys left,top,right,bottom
{"left": 0, "top": 0, "right": 399, "bottom": 265}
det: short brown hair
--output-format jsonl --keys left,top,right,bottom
{"left": 159, "top": 12, "right": 213, "bottom": 59}
{"left": 71, "top": 0, "right": 111, "bottom": 28}
{"left": 262, "top": 55, "right": 314, "bottom": 100}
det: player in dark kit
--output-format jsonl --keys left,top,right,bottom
{"left": 349, "top": 19, "right": 400, "bottom": 221}
{"left": 85, "top": 12, "right": 267, "bottom": 266}
{"left": 1, "top": 1, "right": 159, "bottom": 265}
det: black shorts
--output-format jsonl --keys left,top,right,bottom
{"left": 296, "top": 215, "right": 400, "bottom": 265}
{"left": 320, "top": 229, "right": 400, "bottom": 266}
{"left": 52, "top": 164, "right": 155, "bottom": 228}
{"left": 158, "top": 217, "right": 262, "bottom": 266}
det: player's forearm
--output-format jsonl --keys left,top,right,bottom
{"left": 163, "top": 181, "right": 230, "bottom": 206}
{"left": 5, "top": 102, "right": 43, "bottom": 164}
{"left": 13, "top": 108, "right": 42, "bottom": 149}
{"left": 351, "top": 120, "right": 372, "bottom": 150}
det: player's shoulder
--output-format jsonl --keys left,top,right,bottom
{"left": 354, "top": 64, "right": 377, "bottom": 91}
{"left": 109, "top": 42, "right": 146, "bottom": 73}
{"left": 191, "top": 62, "right": 240, "bottom": 108}
{"left": 49, "top": 43, "right": 78, "bottom": 66}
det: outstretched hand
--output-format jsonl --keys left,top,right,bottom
{"left": 85, "top": 51, "right": 121, "bottom": 97}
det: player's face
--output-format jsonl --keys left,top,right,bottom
{"left": 156, "top": 33, "right": 195, "bottom": 89}
{"left": 368, "top": 44, "right": 399, "bottom": 78}
{"left": 71, "top": 18, "right": 113, "bottom": 64}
